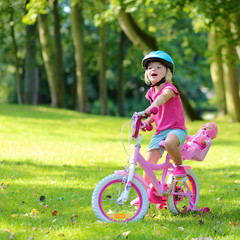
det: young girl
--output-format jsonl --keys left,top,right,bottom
{"left": 142, "top": 50, "right": 188, "bottom": 182}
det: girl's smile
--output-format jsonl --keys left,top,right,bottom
{"left": 147, "top": 62, "right": 166, "bottom": 84}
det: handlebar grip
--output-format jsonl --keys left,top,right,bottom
{"left": 150, "top": 107, "right": 158, "bottom": 115}
{"left": 146, "top": 123, "right": 153, "bottom": 131}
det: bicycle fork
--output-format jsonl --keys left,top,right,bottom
{"left": 116, "top": 137, "right": 142, "bottom": 205}
{"left": 116, "top": 162, "right": 136, "bottom": 205}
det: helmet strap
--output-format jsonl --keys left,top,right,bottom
{"left": 150, "top": 77, "right": 166, "bottom": 88}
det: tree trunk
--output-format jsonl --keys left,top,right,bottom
{"left": 117, "top": 8, "right": 158, "bottom": 55}
{"left": 230, "top": 14, "right": 240, "bottom": 59}
{"left": 208, "top": 27, "right": 226, "bottom": 116}
{"left": 50, "top": 0, "right": 65, "bottom": 107}
{"left": 70, "top": 1, "right": 88, "bottom": 112}
{"left": 222, "top": 45, "right": 240, "bottom": 122}
{"left": 24, "top": 21, "right": 39, "bottom": 104}
{"left": 38, "top": 13, "right": 62, "bottom": 107}
{"left": 71, "top": 61, "right": 77, "bottom": 110}
{"left": 117, "top": 8, "right": 201, "bottom": 120}
{"left": 117, "top": 30, "right": 126, "bottom": 117}
{"left": 10, "top": 10, "right": 23, "bottom": 104}
{"left": 99, "top": 24, "right": 107, "bottom": 115}
{"left": 172, "top": 80, "right": 202, "bottom": 121}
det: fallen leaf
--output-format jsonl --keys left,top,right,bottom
{"left": 122, "top": 231, "right": 131, "bottom": 238}
{"left": 52, "top": 210, "right": 58, "bottom": 216}
{"left": 32, "top": 227, "right": 38, "bottom": 231}
{"left": 234, "top": 180, "right": 240, "bottom": 184}
{"left": 178, "top": 226, "right": 184, "bottom": 231}
{"left": 162, "top": 225, "right": 169, "bottom": 231}
{"left": 4, "top": 229, "right": 11, "bottom": 233}
{"left": 192, "top": 238, "right": 213, "bottom": 240}
{"left": 157, "top": 230, "right": 161, "bottom": 236}
{"left": 40, "top": 196, "right": 46, "bottom": 202}
{"left": 31, "top": 208, "right": 39, "bottom": 216}
{"left": 10, "top": 232, "right": 14, "bottom": 240}
{"left": 229, "top": 222, "right": 238, "bottom": 227}
{"left": 32, "top": 190, "right": 37, "bottom": 197}
{"left": 198, "top": 219, "right": 204, "bottom": 225}
{"left": 44, "top": 205, "right": 50, "bottom": 209}
{"left": 11, "top": 214, "right": 18, "bottom": 218}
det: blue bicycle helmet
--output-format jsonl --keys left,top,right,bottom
{"left": 142, "top": 51, "right": 174, "bottom": 73}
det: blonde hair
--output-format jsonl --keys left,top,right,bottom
{"left": 144, "top": 67, "right": 173, "bottom": 85}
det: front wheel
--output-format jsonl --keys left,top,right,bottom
{"left": 167, "top": 170, "right": 200, "bottom": 214}
{"left": 92, "top": 174, "right": 149, "bottom": 222}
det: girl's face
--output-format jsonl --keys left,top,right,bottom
{"left": 147, "top": 62, "right": 166, "bottom": 85}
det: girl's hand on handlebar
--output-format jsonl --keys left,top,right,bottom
{"left": 145, "top": 106, "right": 158, "bottom": 116}
{"left": 140, "top": 122, "right": 153, "bottom": 132}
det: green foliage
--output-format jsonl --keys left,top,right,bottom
{"left": 22, "top": 0, "right": 49, "bottom": 24}
{"left": 1, "top": 0, "right": 239, "bottom": 116}
{"left": 0, "top": 104, "right": 240, "bottom": 239}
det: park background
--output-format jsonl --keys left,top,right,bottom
{"left": 0, "top": 0, "right": 240, "bottom": 239}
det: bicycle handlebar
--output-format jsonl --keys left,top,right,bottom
{"left": 132, "top": 107, "right": 158, "bottom": 139}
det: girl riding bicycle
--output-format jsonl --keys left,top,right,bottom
{"left": 141, "top": 51, "right": 187, "bottom": 182}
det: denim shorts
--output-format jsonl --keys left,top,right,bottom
{"left": 147, "top": 129, "right": 188, "bottom": 156}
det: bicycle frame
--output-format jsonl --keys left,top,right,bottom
{"left": 116, "top": 133, "right": 189, "bottom": 203}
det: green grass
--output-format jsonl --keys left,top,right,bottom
{"left": 0, "top": 104, "right": 239, "bottom": 240}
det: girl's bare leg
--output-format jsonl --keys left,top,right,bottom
{"left": 164, "top": 133, "right": 182, "bottom": 166}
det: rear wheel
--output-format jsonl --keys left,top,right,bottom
{"left": 167, "top": 170, "right": 200, "bottom": 214}
{"left": 92, "top": 174, "right": 149, "bottom": 222}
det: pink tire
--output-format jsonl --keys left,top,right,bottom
{"left": 92, "top": 174, "right": 149, "bottom": 222}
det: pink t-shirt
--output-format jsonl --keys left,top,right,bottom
{"left": 145, "top": 82, "right": 186, "bottom": 135}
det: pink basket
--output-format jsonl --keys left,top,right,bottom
{"left": 181, "top": 143, "right": 212, "bottom": 161}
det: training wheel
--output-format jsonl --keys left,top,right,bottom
{"left": 200, "top": 207, "right": 210, "bottom": 213}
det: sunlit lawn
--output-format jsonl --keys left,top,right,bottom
{"left": 0, "top": 104, "right": 239, "bottom": 239}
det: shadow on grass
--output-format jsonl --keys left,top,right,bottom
{"left": 0, "top": 159, "right": 240, "bottom": 239}
{"left": 0, "top": 104, "right": 90, "bottom": 120}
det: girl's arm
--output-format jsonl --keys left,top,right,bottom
{"left": 145, "top": 115, "right": 154, "bottom": 125}
{"left": 145, "top": 89, "right": 176, "bottom": 115}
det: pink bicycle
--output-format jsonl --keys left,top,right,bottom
{"left": 92, "top": 108, "right": 210, "bottom": 222}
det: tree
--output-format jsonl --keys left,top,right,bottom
{"left": 117, "top": 30, "right": 127, "bottom": 117}
{"left": 9, "top": 4, "right": 23, "bottom": 104}
{"left": 70, "top": 0, "right": 88, "bottom": 112}
{"left": 208, "top": 27, "right": 226, "bottom": 116}
{"left": 39, "top": 13, "right": 63, "bottom": 107}
{"left": 115, "top": 4, "right": 202, "bottom": 120}
{"left": 185, "top": 0, "right": 240, "bottom": 121}
{"left": 99, "top": 23, "right": 107, "bottom": 115}
{"left": 23, "top": 0, "right": 65, "bottom": 107}
{"left": 24, "top": 19, "right": 39, "bottom": 104}
{"left": 50, "top": 0, "right": 65, "bottom": 107}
